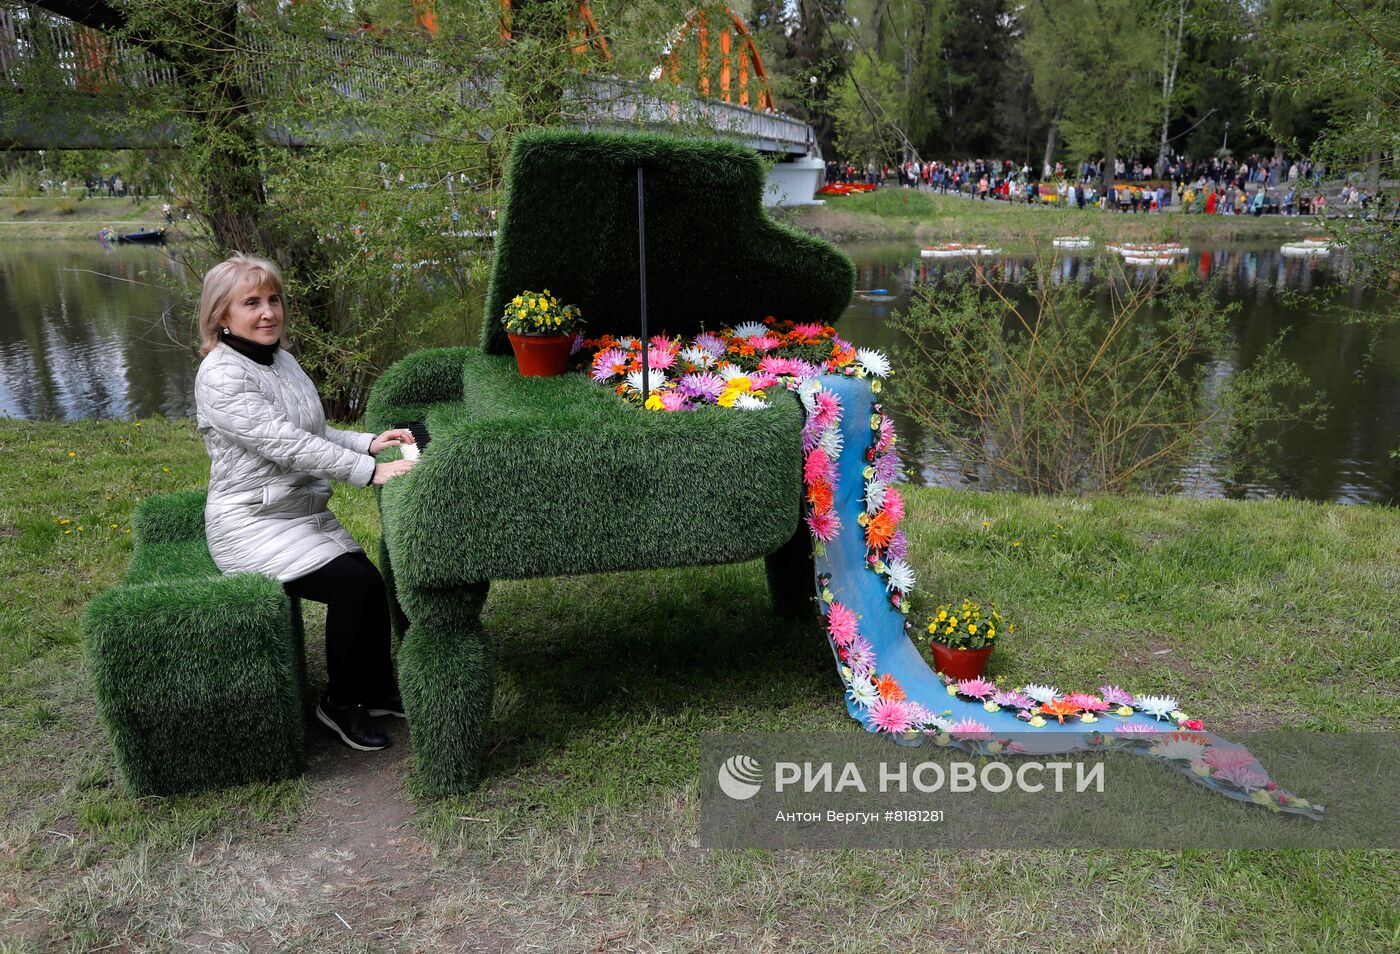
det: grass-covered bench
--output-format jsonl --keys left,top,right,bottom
{"left": 82, "top": 491, "right": 308, "bottom": 795}
{"left": 365, "top": 130, "right": 855, "bottom": 796}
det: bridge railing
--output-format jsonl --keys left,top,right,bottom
{"left": 2, "top": 8, "right": 815, "bottom": 155}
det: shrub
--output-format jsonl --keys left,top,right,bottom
{"left": 56, "top": 197, "right": 77, "bottom": 215}
{"left": 890, "top": 254, "right": 1327, "bottom": 495}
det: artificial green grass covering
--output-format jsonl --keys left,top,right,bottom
{"left": 81, "top": 492, "right": 307, "bottom": 796}
{"left": 480, "top": 129, "right": 856, "bottom": 355}
{"left": 363, "top": 346, "right": 469, "bottom": 433}
{"left": 378, "top": 350, "right": 804, "bottom": 588}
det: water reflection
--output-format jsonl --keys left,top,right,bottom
{"left": 838, "top": 241, "right": 1400, "bottom": 506}
{"left": 0, "top": 243, "right": 194, "bottom": 420}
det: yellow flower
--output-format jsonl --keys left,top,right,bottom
{"left": 1012, "top": 540, "right": 1021, "bottom": 547}
{"left": 58, "top": 518, "right": 70, "bottom": 525}
{"left": 68, "top": 451, "right": 75, "bottom": 458}
{"left": 968, "top": 625, "right": 977, "bottom": 635}
{"left": 644, "top": 394, "right": 664, "bottom": 411}
{"left": 717, "top": 391, "right": 738, "bottom": 407}
{"left": 981, "top": 519, "right": 989, "bottom": 527}
{"left": 727, "top": 376, "right": 752, "bottom": 393}
{"left": 927, "top": 623, "right": 937, "bottom": 634}
{"left": 987, "top": 626, "right": 995, "bottom": 637}
{"left": 937, "top": 610, "right": 947, "bottom": 621}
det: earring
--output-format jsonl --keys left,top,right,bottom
{"left": 220, "top": 327, "right": 230, "bottom": 335}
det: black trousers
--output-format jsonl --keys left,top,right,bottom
{"left": 283, "top": 551, "right": 395, "bottom": 703}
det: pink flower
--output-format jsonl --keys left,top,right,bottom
{"left": 591, "top": 347, "right": 628, "bottom": 382}
{"left": 748, "top": 372, "right": 779, "bottom": 390}
{"left": 1212, "top": 762, "right": 1271, "bottom": 791}
{"left": 748, "top": 334, "right": 781, "bottom": 352}
{"left": 1179, "top": 718, "right": 1205, "bottom": 731}
{"left": 876, "top": 417, "right": 896, "bottom": 452}
{"left": 868, "top": 699, "right": 913, "bottom": 733}
{"left": 992, "top": 690, "right": 1034, "bottom": 709}
{"left": 949, "top": 719, "right": 992, "bottom": 740}
{"left": 1203, "top": 747, "right": 1260, "bottom": 773}
{"left": 646, "top": 347, "right": 676, "bottom": 370}
{"left": 650, "top": 334, "right": 677, "bottom": 352}
{"left": 1063, "top": 692, "right": 1110, "bottom": 713}
{"left": 659, "top": 391, "right": 690, "bottom": 411}
{"left": 882, "top": 486, "right": 905, "bottom": 523}
{"left": 826, "top": 601, "right": 859, "bottom": 647}
{"left": 804, "top": 448, "right": 832, "bottom": 486}
{"left": 807, "top": 509, "right": 840, "bottom": 541}
{"left": 813, "top": 390, "right": 842, "bottom": 428}
{"left": 759, "top": 355, "right": 800, "bottom": 376}
{"left": 846, "top": 636, "right": 874, "bottom": 673}
{"left": 693, "top": 333, "right": 726, "bottom": 357}
{"left": 791, "top": 322, "right": 826, "bottom": 340}
{"left": 1114, "top": 723, "right": 1161, "bottom": 735}
{"left": 677, "top": 372, "right": 725, "bottom": 401}
{"left": 954, "top": 677, "right": 996, "bottom": 700}
{"left": 1099, "top": 685, "right": 1135, "bottom": 706}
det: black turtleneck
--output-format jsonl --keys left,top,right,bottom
{"left": 220, "top": 330, "right": 280, "bottom": 366}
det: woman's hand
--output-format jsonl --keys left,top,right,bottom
{"left": 371, "top": 458, "right": 416, "bottom": 485}
{"left": 370, "top": 428, "right": 416, "bottom": 455}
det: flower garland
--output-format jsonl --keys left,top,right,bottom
{"left": 580, "top": 323, "right": 1321, "bottom": 817}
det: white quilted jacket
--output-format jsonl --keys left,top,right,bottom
{"left": 195, "top": 343, "right": 377, "bottom": 582}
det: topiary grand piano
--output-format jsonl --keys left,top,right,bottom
{"left": 364, "top": 129, "right": 855, "bottom": 796}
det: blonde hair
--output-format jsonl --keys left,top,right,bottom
{"left": 198, "top": 252, "right": 286, "bottom": 356}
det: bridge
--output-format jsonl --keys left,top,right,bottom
{"left": 0, "top": 2, "right": 824, "bottom": 203}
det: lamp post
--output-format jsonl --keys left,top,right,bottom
{"left": 1222, "top": 121, "right": 1230, "bottom": 154}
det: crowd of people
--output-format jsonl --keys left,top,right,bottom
{"left": 823, "top": 153, "right": 1395, "bottom": 217}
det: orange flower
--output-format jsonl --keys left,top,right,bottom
{"left": 865, "top": 509, "right": 897, "bottom": 549}
{"left": 876, "top": 673, "right": 906, "bottom": 701}
{"left": 1037, "top": 699, "right": 1081, "bottom": 724}
{"left": 807, "top": 479, "right": 834, "bottom": 515}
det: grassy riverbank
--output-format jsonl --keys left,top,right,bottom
{"left": 0, "top": 196, "right": 169, "bottom": 241}
{"left": 3, "top": 417, "right": 1398, "bottom": 951}
{"left": 783, "top": 188, "right": 1324, "bottom": 244}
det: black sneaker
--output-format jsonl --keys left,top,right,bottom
{"left": 316, "top": 695, "right": 392, "bottom": 751}
{"left": 364, "top": 691, "right": 406, "bottom": 719}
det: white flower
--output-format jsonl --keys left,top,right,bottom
{"left": 678, "top": 346, "right": 715, "bottom": 368}
{"left": 865, "top": 480, "right": 887, "bottom": 513}
{"left": 883, "top": 557, "right": 915, "bottom": 594}
{"left": 845, "top": 676, "right": 878, "bottom": 708}
{"left": 818, "top": 428, "right": 844, "bottom": 459}
{"left": 733, "top": 393, "right": 770, "bottom": 410}
{"left": 1021, "top": 683, "right": 1060, "bottom": 704}
{"left": 856, "top": 348, "right": 891, "bottom": 378}
{"left": 625, "top": 369, "right": 667, "bottom": 393}
{"left": 1149, "top": 738, "right": 1209, "bottom": 762}
{"left": 717, "top": 362, "right": 749, "bottom": 381}
{"left": 798, "top": 379, "right": 822, "bottom": 412}
{"left": 732, "top": 320, "right": 768, "bottom": 339}
{"left": 1134, "top": 694, "right": 1179, "bottom": 721}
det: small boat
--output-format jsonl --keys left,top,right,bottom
{"left": 921, "top": 243, "right": 1001, "bottom": 258}
{"left": 857, "top": 293, "right": 897, "bottom": 302}
{"left": 1052, "top": 236, "right": 1093, "bottom": 248}
{"left": 1280, "top": 242, "right": 1331, "bottom": 256}
{"left": 1123, "top": 255, "right": 1176, "bottom": 266}
{"left": 1113, "top": 242, "right": 1187, "bottom": 257}
{"left": 115, "top": 228, "right": 167, "bottom": 245}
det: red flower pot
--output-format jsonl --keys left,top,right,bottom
{"left": 930, "top": 642, "right": 993, "bottom": 680}
{"left": 508, "top": 333, "right": 574, "bottom": 377}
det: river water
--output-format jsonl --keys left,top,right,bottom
{"left": 2, "top": 238, "right": 1397, "bottom": 504}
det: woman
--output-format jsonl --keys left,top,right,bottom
{"left": 194, "top": 253, "right": 416, "bottom": 753}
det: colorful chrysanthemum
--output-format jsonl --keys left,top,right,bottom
{"left": 818, "top": 428, "right": 844, "bottom": 459}
{"left": 807, "top": 509, "right": 841, "bottom": 542}
{"left": 646, "top": 347, "right": 676, "bottom": 370}
{"left": 1212, "top": 762, "right": 1271, "bottom": 791}
{"left": 887, "top": 529, "right": 909, "bottom": 561}
{"left": 749, "top": 334, "right": 781, "bottom": 352}
{"left": 1063, "top": 692, "right": 1109, "bottom": 713}
{"left": 678, "top": 346, "right": 715, "bottom": 368}
{"left": 881, "top": 486, "right": 906, "bottom": 523}
{"left": 717, "top": 362, "right": 750, "bottom": 381}
{"left": 875, "top": 673, "right": 906, "bottom": 701}
{"left": 694, "top": 332, "right": 726, "bottom": 357}
{"left": 868, "top": 698, "right": 914, "bottom": 733}
{"left": 826, "top": 601, "right": 859, "bottom": 646}
{"left": 1133, "top": 694, "right": 1179, "bottom": 721}
{"left": 948, "top": 719, "right": 992, "bottom": 740}
{"left": 883, "top": 557, "right": 915, "bottom": 594}
{"left": 591, "top": 347, "right": 629, "bottom": 382}
{"left": 875, "top": 417, "right": 897, "bottom": 453}
{"left": 1149, "top": 737, "right": 1209, "bottom": 762}
{"left": 856, "top": 348, "right": 892, "bottom": 378}
{"left": 677, "top": 371, "right": 725, "bottom": 401}
{"left": 1114, "top": 722, "right": 1162, "bottom": 735}
{"left": 865, "top": 481, "right": 887, "bottom": 513}
{"left": 624, "top": 369, "right": 667, "bottom": 393}
{"left": 1203, "top": 747, "right": 1261, "bottom": 773}
{"left": 954, "top": 677, "right": 996, "bottom": 700}
{"left": 790, "top": 322, "right": 826, "bottom": 340}
{"left": 845, "top": 676, "right": 878, "bottom": 708}
{"left": 813, "top": 390, "right": 843, "bottom": 428}
{"left": 748, "top": 372, "right": 779, "bottom": 391}
{"left": 872, "top": 451, "right": 902, "bottom": 484}
{"left": 1099, "top": 685, "right": 1135, "bottom": 707}
{"left": 992, "top": 690, "right": 1034, "bottom": 710}
{"left": 845, "top": 635, "right": 875, "bottom": 673}
{"left": 659, "top": 390, "right": 691, "bottom": 411}
{"left": 731, "top": 320, "right": 767, "bottom": 339}
{"left": 1021, "top": 684, "right": 1060, "bottom": 704}
{"left": 804, "top": 448, "right": 833, "bottom": 486}
{"left": 807, "top": 480, "right": 834, "bottom": 515}
{"left": 733, "top": 393, "right": 770, "bottom": 410}
{"left": 865, "top": 510, "right": 897, "bottom": 550}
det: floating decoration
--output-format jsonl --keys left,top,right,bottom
{"left": 921, "top": 243, "right": 1002, "bottom": 258}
